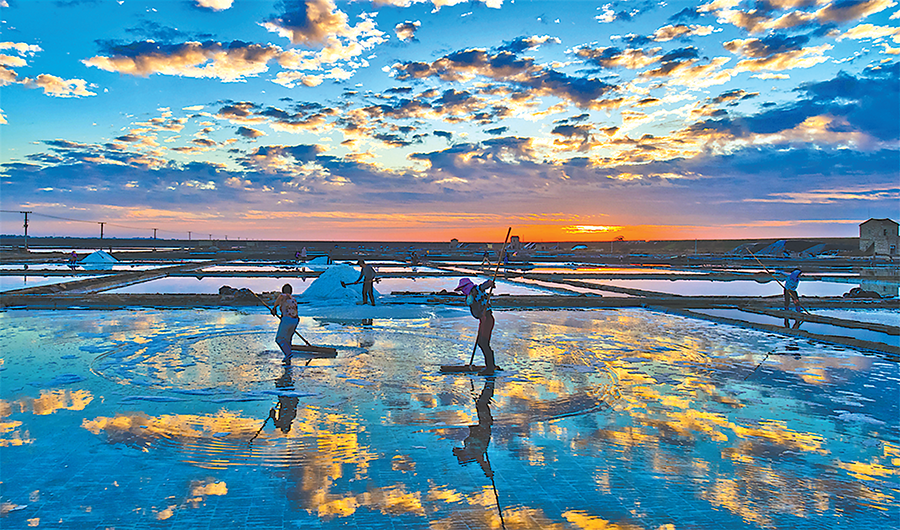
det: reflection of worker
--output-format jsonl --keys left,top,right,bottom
{"left": 456, "top": 278, "right": 498, "bottom": 375}
{"left": 271, "top": 366, "right": 299, "bottom": 434}
{"left": 272, "top": 283, "right": 299, "bottom": 364}
{"left": 453, "top": 378, "right": 495, "bottom": 477}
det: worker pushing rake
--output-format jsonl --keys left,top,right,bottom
{"left": 441, "top": 227, "right": 511, "bottom": 375}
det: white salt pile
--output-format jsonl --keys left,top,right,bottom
{"left": 301, "top": 264, "right": 379, "bottom": 304}
{"left": 302, "top": 256, "right": 331, "bottom": 271}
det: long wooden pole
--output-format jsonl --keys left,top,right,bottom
{"left": 468, "top": 227, "right": 512, "bottom": 366}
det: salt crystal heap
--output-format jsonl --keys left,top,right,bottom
{"left": 300, "top": 264, "right": 379, "bottom": 305}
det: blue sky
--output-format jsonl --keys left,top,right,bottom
{"left": 1, "top": 0, "right": 898, "bottom": 241}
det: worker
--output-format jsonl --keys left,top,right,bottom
{"left": 345, "top": 259, "right": 377, "bottom": 305}
{"left": 455, "top": 277, "right": 498, "bottom": 375}
{"left": 783, "top": 269, "right": 802, "bottom": 311}
{"left": 271, "top": 283, "right": 299, "bottom": 363}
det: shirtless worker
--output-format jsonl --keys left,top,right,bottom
{"left": 455, "top": 277, "right": 498, "bottom": 375}
{"left": 271, "top": 283, "right": 299, "bottom": 364}
{"left": 345, "top": 259, "right": 377, "bottom": 305}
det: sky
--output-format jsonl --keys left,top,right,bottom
{"left": 1, "top": 0, "right": 898, "bottom": 242}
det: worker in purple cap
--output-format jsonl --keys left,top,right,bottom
{"left": 455, "top": 277, "right": 498, "bottom": 375}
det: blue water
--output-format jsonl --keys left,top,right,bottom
{"left": 0, "top": 307, "right": 897, "bottom": 529}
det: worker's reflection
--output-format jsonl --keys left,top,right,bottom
{"left": 271, "top": 365, "right": 299, "bottom": 434}
{"left": 784, "top": 314, "right": 802, "bottom": 330}
{"left": 453, "top": 378, "right": 495, "bottom": 477}
{"left": 359, "top": 318, "right": 375, "bottom": 348}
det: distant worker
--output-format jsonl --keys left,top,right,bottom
{"left": 271, "top": 283, "right": 299, "bottom": 364}
{"left": 455, "top": 277, "right": 498, "bottom": 375}
{"left": 344, "top": 259, "right": 377, "bottom": 305}
{"left": 481, "top": 251, "right": 491, "bottom": 268}
{"left": 783, "top": 268, "right": 802, "bottom": 311}
{"left": 301, "top": 247, "right": 307, "bottom": 261}
{"left": 69, "top": 251, "right": 78, "bottom": 269}
{"left": 410, "top": 250, "right": 419, "bottom": 267}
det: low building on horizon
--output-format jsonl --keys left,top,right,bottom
{"left": 859, "top": 218, "right": 899, "bottom": 257}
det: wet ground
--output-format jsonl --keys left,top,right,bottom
{"left": 2, "top": 302, "right": 898, "bottom": 529}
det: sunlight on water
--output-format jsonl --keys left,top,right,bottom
{"left": 1, "top": 307, "right": 897, "bottom": 528}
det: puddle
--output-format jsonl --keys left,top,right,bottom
{"left": 693, "top": 308, "right": 899, "bottom": 347}
{"left": 1, "top": 306, "right": 896, "bottom": 529}
{"left": 102, "top": 276, "right": 316, "bottom": 295}
{"left": 813, "top": 308, "right": 900, "bottom": 326}
{"left": 0, "top": 275, "right": 101, "bottom": 292}
{"left": 582, "top": 278, "right": 857, "bottom": 297}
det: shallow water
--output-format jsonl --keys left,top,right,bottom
{"left": 1, "top": 306, "right": 896, "bottom": 529}
{"left": 693, "top": 308, "right": 899, "bottom": 347}
{"left": 0, "top": 274, "right": 100, "bottom": 292}
{"left": 582, "top": 278, "right": 861, "bottom": 297}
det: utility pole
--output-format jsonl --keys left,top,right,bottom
{"left": 20, "top": 211, "right": 31, "bottom": 251}
{"left": 153, "top": 228, "right": 157, "bottom": 239}
{"left": 99, "top": 222, "right": 105, "bottom": 240}
{"left": 188, "top": 231, "right": 192, "bottom": 241}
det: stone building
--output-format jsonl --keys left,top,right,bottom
{"left": 859, "top": 218, "right": 899, "bottom": 256}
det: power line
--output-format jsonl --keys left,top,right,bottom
{"left": 0, "top": 209, "right": 239, "bottom": 240}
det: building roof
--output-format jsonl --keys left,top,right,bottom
{"left": 860, "top": 218, "right": 898, "bottom": 226}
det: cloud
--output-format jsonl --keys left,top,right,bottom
{"left": 370, "top": 0, "right": 502, "bottom": 10}
{"left": 0, "top": 42, "right": 43, "bottom": 55}
{"left": 651, "top": 24, "right": 716, "bottom": 42}
{"left": 392, "top": 48, "right": 619, "bottom": 110}
{"left": 84, "top": 41, "right": 282, "bottom": 82}
{"left": 730, "top": 43, "right": 831, "bottom": 73}
{"left": 28, "top": 74, "right": 96, "bottom": 97}
{"left": 1, "top": 42, "right": 95, "bottom": 98}
{"left": 195, "top": 0, "right": 233, "bottom": 11}
{"left": 838, "top": 23, "right": 900, "bottom": 42}
{"left": 574, "top": 46, "right": 662, "bottom": 69}
{"left": 746, "top": 184, "right": 899, "bottom": 204}
{"left": 701, "top": 0, "right": 896, "bottom": 35}
{"left": 815, "top": 0, "right": 896, "bottom": 24}
{"left": 498, "top": 35, "right": 560, "bottom": 53}
{"left": 395, "top": 21, "right": 420, "bottom": 42}
{"left": 595, "top": 4, "right": 616, "bottom": 23}
{"left": 264, "top": 1, "right": 386, "bottom": 86}
{"left": 236, "top": 126, "right": 265, "bottom": 139}
{"left": 262, "top": 0, "right": 352, "bottom": 46}
{"left": 216, "top": 100, "right": 337, "bottom": 133}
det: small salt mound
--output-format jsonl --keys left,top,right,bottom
{"left": 301, "top": 264, "right": 379, "bottom": 304}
